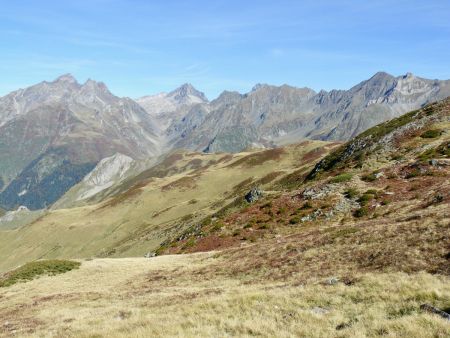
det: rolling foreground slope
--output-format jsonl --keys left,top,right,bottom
{"left": 0, "top": 99, "right": 449, "bottom": 337}
{"left": 0, "top": 256, "right": 449, "bottom": 337}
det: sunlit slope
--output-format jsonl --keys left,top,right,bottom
{"left": 1, "top": 255, "right": 449, "bottom": 337}
{"left": 0, "top": 141, "right": 335, "bottom": 272}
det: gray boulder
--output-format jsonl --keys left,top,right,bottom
{"left": 245, "top": 187, "right": 263, "bottom": 203}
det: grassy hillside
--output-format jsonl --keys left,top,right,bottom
{"left": 0, "top": 256, "right": 449, "bottom": 337}
{"left": 158, "top": 99, "right": 450, "bottom": 267}
{"left": 0, "top": 99, "right": 448, "bottom": 337}
{"left": 0, "top": 141, "right": 334, "bottom": 272}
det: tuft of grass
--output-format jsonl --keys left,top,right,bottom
{"left": 330, "top": 227, "right": 359, "bottom": 239}
{"left": 330, "top": 173, "right": 353, "bottom": 183}
{"left": 358, "top": 194, "right": 374, "bottom": 206}
{"left": 258, "top": 223, "right": 271, "bottom": 230}
{"left": 361, "top": 171, "right": 379, "bottom": 182}
{"left": 0, "top": 260, "right": 80, "bottom": 287}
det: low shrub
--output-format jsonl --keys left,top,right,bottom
{"left": 420, "top": 129, "right": 442, "bottom": 139}
{"left": 344, "top": 188, "right": 358, "bottom": 199}
{"left": 358, "top": 194, "right": 374, "bottom": 206}
{"left": 361, "top": 172, "right": 378, "bottom": 182}
{"left": 354, "top": 206, "right": 369, "bottom": 218}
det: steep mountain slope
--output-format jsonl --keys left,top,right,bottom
{"left": 0, "top": 75, "right": 161, "bottom": 210}
{"left": 0, "top": 141, "right": 334, "bottom": 273}
{"left": 52, "top": 153, "right": 140, "bottom": 209}
{"left": 171, "top": 72, "right": 450, "bottom": 153}
{"left": 1, "top": 72, "right": 449, "bottom": 211}
{"left": 158, "top": 98, "right": 449, "bottom": 269}
{"left": 0, "top": 100, "right": 449, "bottom": 338}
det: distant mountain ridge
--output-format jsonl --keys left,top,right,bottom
{"left": 154, "top": 72, "right": 450, "bottom": 152}
{"left": 0, "top": 71, "right": 449, "bottom": 210}
{"left": 0, "top": 74, "right": 160, "bottom": 210}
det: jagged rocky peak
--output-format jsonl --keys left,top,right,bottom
{"left": 168, "top": 83, "right": 208, "bottom": 103}
{"left": 213, "top": 90, "right": 243, "bottom": 104}
{"left": 403, "top": 72, "right": 414, "bottom": 79}
{"left": 53, "top": 73, "right": 78, "bottom": 84}
{"left": 82, "top": 78, "right": 111, "bottom": 93}
{"left": 251, "top": 83, "right": 270, "bottom": 92}
{"left": 370, "top": 71, "right": 396, "bottom": 81}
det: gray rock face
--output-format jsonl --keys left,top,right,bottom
{"left": 1, "top": 71, "right": 450, "bottom": 210}
{"left": 161, "top": 72, "right": 450, "bottom": 153}
{"left": 0, "top": 74, "right": 161, "bottom": 210}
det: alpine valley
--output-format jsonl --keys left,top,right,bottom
{"left": 0, "top": 72, "right": 449, "bottom": 212}
{"left": 0, "top": 73, "right": 449, "bottom": 337}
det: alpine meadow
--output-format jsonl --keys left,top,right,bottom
{"left": 0, "top": 1, "right": 449, "bottom": 337}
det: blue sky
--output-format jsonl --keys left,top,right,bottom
{"left": 1, "top": 0, "right": 449, "bottom": 99}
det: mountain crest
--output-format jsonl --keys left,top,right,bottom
{"left": 53, "top": 73, "right": 78, "bottom": 85}
{"left": 168, "top": 83, "right": 208, "bottom": 103}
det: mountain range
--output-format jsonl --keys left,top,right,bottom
{"left": 0, "top": 71, "right": 449, "bottom": 210}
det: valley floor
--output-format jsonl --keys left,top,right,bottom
{"left": 1, "top": 254, "right": 449, "bottom": 338}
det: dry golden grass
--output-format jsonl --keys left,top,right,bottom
{"left": 0, "top": 141, "right": 330, "bottom": 273}
{"left": 0, "top": 254, "right": 449, "bottom": 338}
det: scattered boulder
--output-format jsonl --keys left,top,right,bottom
{"left": 327, "top": 277, "right": 340, "bottom": 285}
{"left": 375, "top": 172, "right": 384, "bottom": 179}
{"left": 420, "top": 304, "right": 450, "bottom": 321}
{"left": 144, "top": 252, "right": 156, "bottom": 258}
{"left": 302, "top": 185, "right": 334, "bottom": 200}
{"left": 310, "top": 307, "right": 329, "bottom": 315}
{"left": 245, "top": 187, "right": 263, "bottom": 203}
{"left": 430, "top": 158, "right": 450, "bottom": 167}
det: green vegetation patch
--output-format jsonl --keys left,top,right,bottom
{"left": 330, "top": 173, "right": 353, "bottom": 183}
{"left": 358, "top": 193, "right": 375, "bottom": 206}
{"left": 354, "top": 206, "right": 369, "bottom": 218}
{"left": 344, "top": 188, "right": 359, "bottom": 199}
{"left": 0, "top": 260, "right": 81, "bottom": 287}
{"left": 420, "top": 129, "right": 442, "bottom": 139}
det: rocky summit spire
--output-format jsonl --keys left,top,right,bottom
{"left": 53, "top": 73, "right": 78, "bottom": 84}
{"left": 168, "top": 83, "right": 208, "bottom": 103}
